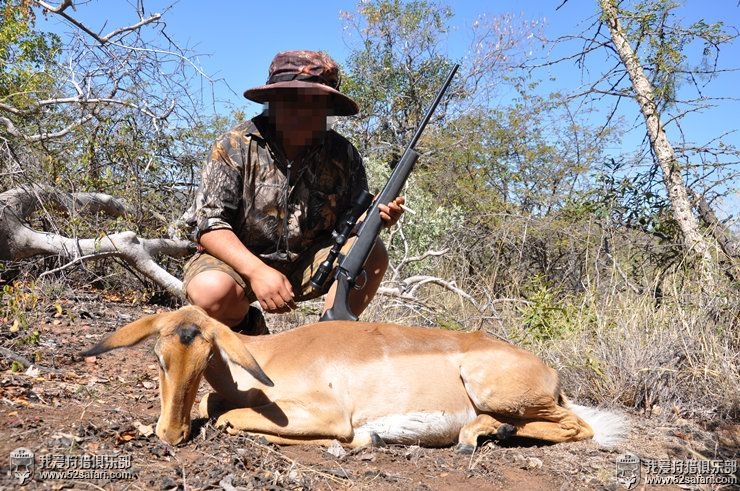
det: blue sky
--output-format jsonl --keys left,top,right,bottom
{"left": 38, "top": 0, "right": 739, "bottom": 213}
{"left": 45, "top": 1, "right": 738, "bottom": 116}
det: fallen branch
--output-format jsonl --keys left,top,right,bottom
{"left": 0, "top": 185, "right": 194, "bottom": 298}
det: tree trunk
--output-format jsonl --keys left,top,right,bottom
{"left": 599, "top": 0, "right": 719, "bottom": 286}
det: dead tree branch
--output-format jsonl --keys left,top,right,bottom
{"left": 37, "top": 0, "right": 162, "bottom": 46}
{"left": 0, "top": 186, "right": 194, "bottom": 298}
{"left": 379, "top": 274, "right": 480, "bottom": 310}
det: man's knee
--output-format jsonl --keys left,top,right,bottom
{"left": 186, "top": 270, "right": 248, "bottom": 325}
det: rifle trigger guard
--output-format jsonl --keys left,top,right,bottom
{"left": 353, "top": 270, "right": 368, "bottom": 290}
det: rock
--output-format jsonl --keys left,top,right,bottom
{"left": 326, "top": 440, "right": 347, "bottom": 458}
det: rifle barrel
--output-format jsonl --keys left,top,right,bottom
{"left": 319, "top": 63, "right": 459, "bottom": 321}
{"left": 406, "top": 64, "right": 459, "bottom": 151}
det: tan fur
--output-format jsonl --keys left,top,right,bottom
{"left": 82, "top": 306, "right": 594, "bottom": 448}
{"left": 81, "top": 307, "right": 271, "bottom": 445}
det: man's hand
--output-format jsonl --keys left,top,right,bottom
{"left": 378, "top": 196, "right": 405, "bottom": 228}
{"left": 246, "top": 263, "right": 296, "bottom": 313}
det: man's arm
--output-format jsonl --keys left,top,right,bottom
{"left": 199, "top": 229, "right": 296, "bottom": 313}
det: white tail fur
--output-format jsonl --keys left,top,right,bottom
{"left": 569, "top": 404, "right": 630, "bottom": 448}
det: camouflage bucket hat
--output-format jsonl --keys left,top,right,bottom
{"left": 244, "top": 50, "right": 359, "bottom": 116}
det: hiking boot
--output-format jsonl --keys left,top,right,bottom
{"left": 231, "top": 305, "right": 269, "bottom": 336}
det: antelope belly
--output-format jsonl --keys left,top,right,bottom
{"left": 356, "top": 411, "right": 473, "bottom": 446}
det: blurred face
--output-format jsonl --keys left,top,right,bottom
{"left": 268, "top": 91, "right": 330, "bottom": 149}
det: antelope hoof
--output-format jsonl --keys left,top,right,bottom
{"left": 215, "top": 416, "right": 240, "bottom": 435}
{"left": 496, "top": 423, "right": 517, "bottom": 440}
{"left": 370, "top": 432, "right": 386, "bottom": 447}
{"left": 455, "top": 443, "right": 476, "bottom": 454}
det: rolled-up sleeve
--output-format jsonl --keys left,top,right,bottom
{"left": 192, "top": 135, "right": 244, "bottom": 238}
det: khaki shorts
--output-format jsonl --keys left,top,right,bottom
{"left": 182, "top": 238, "right": 355, "bottom": 303}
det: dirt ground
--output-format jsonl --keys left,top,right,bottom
{"left": 0, "top": 295, "right": 737, "bottom": 490}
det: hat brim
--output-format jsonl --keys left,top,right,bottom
{"left": 244, "top": 80, "right": 359, "bottom": 116}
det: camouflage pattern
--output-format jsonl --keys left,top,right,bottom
{"left": 244, "top": 50, "right": 358, "bottom": 116}
{"left": 181, "top": 115, "right": 368, "bottom": 266}
{"left": 264, "top": 50, "right": 342, "bottom": 92}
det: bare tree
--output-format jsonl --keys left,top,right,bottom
{"left": 0, "top": 0, "right": 223, "bottom": 296}
{"left": 598, "top": 0, "right": 720, "bottom": 284}
{"left": 535, "top": 1, "right": 740, "bottom": 289}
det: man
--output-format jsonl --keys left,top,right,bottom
{"left": 181, "top": 50, "right": 404, "bottom": 333}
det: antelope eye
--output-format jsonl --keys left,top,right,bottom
{"left": 153, "top": 343, "right": 167, "bottom": 370}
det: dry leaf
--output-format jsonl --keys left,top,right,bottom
{"left": 134, "top": 421, "right": 155, "bottom": 437}
{"left": 115, "top": 429, "right": 137, "bottom": 444}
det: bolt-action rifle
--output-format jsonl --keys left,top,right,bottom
{"left": 311, "top": 64, "right": 459, "bottom": 321}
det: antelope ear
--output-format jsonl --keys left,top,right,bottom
{"left": 201, "top": 317, "right": 274, "bottom": 387}
{"left": 80, "top": 311, "right": 169, "bottom": 357}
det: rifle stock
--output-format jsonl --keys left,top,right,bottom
{"left": 317, "top": 64, "right": 459, "bottom": 321}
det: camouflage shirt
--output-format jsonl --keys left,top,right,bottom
{"left": 182, "top": 115, "right": 368, "bottom": 262}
